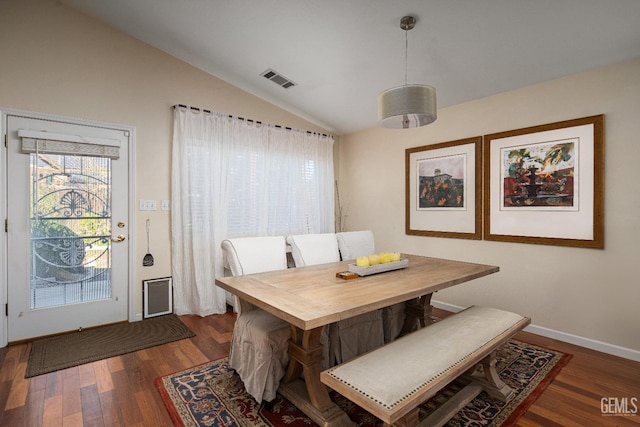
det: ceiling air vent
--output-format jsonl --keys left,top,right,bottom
{"left": 261, "top": 69, "right": 296, "bottom": 89}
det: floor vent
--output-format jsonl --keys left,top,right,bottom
{"left": 261, "top": 68, "right": 296, "bottom": 89}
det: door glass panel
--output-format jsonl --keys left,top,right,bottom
{"left": 30, "top": 152, "right": 112, "bottom": 309}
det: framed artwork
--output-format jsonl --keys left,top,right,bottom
{"left": 406, "top": 136, "right": 482, "bottom": 239}
{"left": 484, "top": 115, "right": 604, "bottom": 248}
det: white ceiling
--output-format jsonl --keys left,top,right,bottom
{"left": 63, "top": 0, "right": 640, "bottom": 135}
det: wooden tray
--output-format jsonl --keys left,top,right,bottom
{"left": 348, "top": 258, "right": 409, "bottom": 276}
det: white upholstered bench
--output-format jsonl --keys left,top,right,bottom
{"left": 320, "top": 305, "right": 531, "bottom": 427}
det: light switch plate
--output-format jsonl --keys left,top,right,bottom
{"left": 139, "top": 199, "right": 157, "bottom": 211}
{"left": 161, "top": 200, "right": 171, "bottom": 211}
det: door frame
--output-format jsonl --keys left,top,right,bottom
{"left": 0, "top": 108, "right": 137, "bottom": 347}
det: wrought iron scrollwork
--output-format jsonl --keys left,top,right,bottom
{"left": 60, "top": 189, "right": 90, "bottom": 217}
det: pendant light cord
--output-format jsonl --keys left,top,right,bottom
{"left": 404, "top": 29, "right": 408, "bottom": 86}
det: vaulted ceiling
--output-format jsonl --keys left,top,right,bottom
{"left": 63, "top": 0, "right": 640, "bottom": 135}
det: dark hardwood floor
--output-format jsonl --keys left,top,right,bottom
{"left": 0, "top": 307, "right": 638, "bottom": 426}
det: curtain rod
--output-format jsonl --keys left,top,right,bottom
{"left": 172, "top": 104, "right": 331, "bottom": 138}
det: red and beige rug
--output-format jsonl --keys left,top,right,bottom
{"left": 156, "top": 339, "right": 570, "bottom": 426}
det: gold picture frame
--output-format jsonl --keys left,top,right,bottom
{"left": 483, "top": 115, "right": 604, "bottom": 248}
{"left": 406, "top": 136, "right": 482, "bottom": 240}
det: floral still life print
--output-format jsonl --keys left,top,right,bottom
{"left": 417, "top": 154, "right": 466, "bottom": 209}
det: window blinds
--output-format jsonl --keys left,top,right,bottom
{"left": 18, "top": 129, "right": 120, "bottom": 159}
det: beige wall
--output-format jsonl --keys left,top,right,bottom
{"left": 2, "top": 0, "right": 638, "bottom": 356}
{"left": 338, "top": 58, "right": 640, "bottom": 354}
{"left": 0, "top": 0, "right": 330, "bottom": 320}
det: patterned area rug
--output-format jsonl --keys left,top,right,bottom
{"left": 156, "top": 339, "right": 570, "bottom": 426}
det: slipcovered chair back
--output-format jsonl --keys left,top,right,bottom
{"left": 222, "top": 236, "right": 287, "bottom": 276}
{"left": 221, "top": 236, "right": 288, "bottom": 314}
{"left": 336, "top": 230, "right": 375, "bottom": 260}
{"left": 286, "top": 233, "right": 340, "bottom": 266}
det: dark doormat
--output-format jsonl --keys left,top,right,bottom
{"left": 26, "top": 314, "right": 195, "bottom": 378}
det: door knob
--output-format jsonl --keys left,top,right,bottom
{"left": 112, "top": 234, "right": 126, "bottom": 242}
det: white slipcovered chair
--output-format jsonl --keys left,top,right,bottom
{"left": 336, "top": 230, "right": 375, "bottom": 261}
{"left": 221, "top": 236, "right": 291, "bottom": 403}
{"left": 336, "top": 230, "right": 406, "bottom": 343}
{"left": 286, "top": 233, "right": 385, "bottom": 369}
{"left": 287, "top": 232, "right": 341, "bottom": 266}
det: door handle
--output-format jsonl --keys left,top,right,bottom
{"left": 112, "top": 234, "right": 126, "bottom": 242}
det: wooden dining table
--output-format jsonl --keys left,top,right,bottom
{"left": 215, "top": 253, "right": 499, "bottom": 427}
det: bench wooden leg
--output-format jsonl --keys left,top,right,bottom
{"left": 418, "top": 383, "right": 483, "bottom": 427}
{"left": 383, "top": 407, "right": 419, "bottom": 427}
{"left": 400, "top": 293, "right": 435, "bottom": 336}
{"left": 417, "top": 351, "right": 513, "bottom": 427}
{"left": 280, "top": 325, "right": 354, "bottom": 427}
{"left": 467, "top": 351, "right": 515, "bottom": 402}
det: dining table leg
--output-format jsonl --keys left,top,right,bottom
{"left": 279, "top": 325, "right": 354, "bottom": 427}
{"left": 400, "top": 292, "right": 435, "bottom": 335}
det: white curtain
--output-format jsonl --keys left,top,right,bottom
{"left": 171, "top": 107, "right": 335, "bottom": 316}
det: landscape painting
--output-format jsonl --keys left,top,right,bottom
{"left": 417, "top": 154, "right": 466, "bottom": 209}
{"left": 484, "top": 115, "right": 603, "bottom": 248}
{"left": 501, "top": 138, "right": 577, "bottom": 209}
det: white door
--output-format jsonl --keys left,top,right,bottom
{"left": 6, "top": 114, "right": 130, "bottom": 342}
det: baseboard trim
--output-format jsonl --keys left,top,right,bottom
{"left": 432, "top": 300, "right": 640, "bottom": 362}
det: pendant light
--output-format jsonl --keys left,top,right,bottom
{"left": 378, "top": 16, "right": 437, "bottom": 129}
